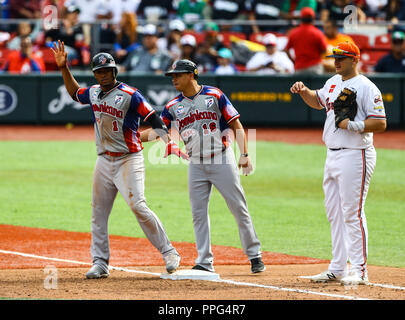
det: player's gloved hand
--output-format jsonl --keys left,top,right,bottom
{"left": 333, "top": 87, "right": 358, "bottom": 129}
{"left": 164, "top": 141, "right": 189, "bottom": 160}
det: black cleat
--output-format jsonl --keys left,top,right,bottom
{"left": 250, "top": 258, "right": 266, "bottom": 273}
{"left": 192, "top": 265, "right": 213, "bottom": 272}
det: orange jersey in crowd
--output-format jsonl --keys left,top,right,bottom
{"left": 2, "top": 50, "right": 45, "bottom": 73}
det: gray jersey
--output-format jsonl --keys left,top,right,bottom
{"left": 74, "top": 82, "right": 155, "bottom": 155}
{"left": 161, "top": 85, "right": 240, "bottom": 158}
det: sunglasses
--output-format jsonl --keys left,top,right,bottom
{"left": 332, "top": 48, "right": 357, "bottom": 57}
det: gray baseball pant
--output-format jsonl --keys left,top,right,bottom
{"left": 188, "top": 147, "right": 262, "bottom": 272}
{"left": 90, "top": 151, "right": 177, "bottom": 269}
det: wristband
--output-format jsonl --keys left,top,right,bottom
{"left": 241, "top": 153, "right": 249, "bottom": 157}
{"left": 347, "top": 120, "right": 365, "bottom": 133}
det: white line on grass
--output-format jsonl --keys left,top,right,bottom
{"left": 1, "top": 249, "right": 404, "bottom": 299}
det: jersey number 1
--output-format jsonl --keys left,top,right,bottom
{"left": 112, "top": 120, "right": 119, "bottom": 132}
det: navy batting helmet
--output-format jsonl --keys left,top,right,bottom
{"left": 91, "top": 52, "right": 118, "bottom": 76}
{"left": 165, "top": 59, "right": 198, "bottom": 78}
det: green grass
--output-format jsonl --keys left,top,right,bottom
{"left": 0, "top": 140, "right": 404, "bottom": 267}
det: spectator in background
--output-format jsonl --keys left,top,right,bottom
{"left": 210, "top": 0, "right": 249, "bottom": 32}
{"left": 177, "top": 0, "right": 206, "bottom": 30}
{"left": 321, "top": 0, "right": 366, "bottom": 23}
{"left": 45, "top": 6, "right": 88, "bottom": 66}
{"left": 108, "top": 0, "right": 141, "bottom": 25}
{"left": 374, "top": 30, "right": 405, "bottom": 72}
{"left": 63, "top": 0, "right": 102, "bottom": 23}
{"left": 7, "top": 21, "right": 42, "bottom": 50}
{"left": 363, "top": 0, "right": 387, "bottom": 18}
{"left": 246, "top": 33, "right": 294, "bottom": 74}
{"left": 213, "top": 47, "right": 238, "bottom": 74}
{"left": 322, "top": 19, "right": 355, "bottom": 72}
{"left": 157, "top": 19, "right": 186, "bottom": 61}
{"left": 280, "top": 0, "right": 318, "bottom": 20}
{"left": 0, "top": 0, "right": 10, "bottom": 19}
{"left": 285, "top": 7, "right": 327, "bottom": 74}
{"left": 137, "top": 0, "right": 176, "bottom": 24}
{"left": 8, "top": 0, "right": 42, "bottom": 19}
{"left": 195, "top": 22, "right": 225, "bottom": 72}
{"left": 1, "top": 36, "right": 45, "bottom": 73}
{"left": 114, "top": 12, "right": 140, "bottom": 64}
{"left": 179, "top": 34, "right": 204, "bottom": 73}
{"left": 380, "top": 0, "right": 405, "bottom": 33}
{"left": 121, "top": 24, "right": 173, "bottom": 74}
{"left": 248, "top": 0, "right": 284, "bottom": 33}
{"left": 63, "top": 0, "right": 105, "bottom": 50}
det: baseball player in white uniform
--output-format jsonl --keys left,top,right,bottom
{"left": 51, "top": 40, "right": 186, "bottom": 279}
{"left": 291, "top": 42, "right": 387, "bottom": 285}
{"left": 142, "top": 59, "right": 265, "bottom": 274}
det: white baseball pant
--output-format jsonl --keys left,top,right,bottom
{"left": 323, "top": 147, "right": 376, "bottom": 277}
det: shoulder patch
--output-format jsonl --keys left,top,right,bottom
{"left": 204, "top": 87, "right": 222, "bottom": 100}
{"left": 166, "top": 95, "right": 183, "bottom": 109}
{"left": 118, "top": 84, "right": 137, "bottom": 95}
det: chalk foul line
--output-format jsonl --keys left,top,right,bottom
{"left": 1, "top": 249, "right": 404, "bottom": 300}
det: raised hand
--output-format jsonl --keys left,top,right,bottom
{"left": 50, "top": 40, "right": 68, "bottom": 69}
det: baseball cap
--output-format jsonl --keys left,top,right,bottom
{"left": 262, "top": 33, "right": 277, "bottom": 46}
{"left": 169, "top": 19, "right": 186, "bottom": 32}
{"left": 67, "top": 5, "right": 80, "bottom": 14}
{"left": 180, "top": 34, "right": 197, "bottom": 47}
{"left": 142, "top": 24, "right": 158, "bottom": 36}
{"left": 326, "top": 42, "right": 361, "bottom": 60}
{"left": 392, "top": 31, "right": 405, "bottom": 42}
{"left": 301, "top": 7, "right": 315, "bottom": 19}
{"left": 218, "top": 48, "right": 233, "bottom": 59}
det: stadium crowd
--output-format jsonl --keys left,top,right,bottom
{"left": 0, "top": 0, "right": 405, "bottom": 74}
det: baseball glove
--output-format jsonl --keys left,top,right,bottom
{"left": 333, "top": 88, "right": 358, "bottom": 129}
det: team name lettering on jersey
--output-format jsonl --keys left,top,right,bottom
{"left": 177, "top": 109, "right": 218, "bottom": 131}
{"left": 92, "top": 102, "right": 124, "bottom": 119}
{"left": 325, "top": 97, "right": 334, "bottom": 112}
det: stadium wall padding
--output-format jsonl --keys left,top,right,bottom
{"left": 0, "top": 73, "right": 402, "bottom": 127}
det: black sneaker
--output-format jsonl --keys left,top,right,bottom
{"left": 250, "top": 258, "right": 266, "bottom": 273}
{"left": 192, "top": 265, "right": 213, "bottom": 272}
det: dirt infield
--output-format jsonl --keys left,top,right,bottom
{"left": 0, "top": 125, "right": 404, "bottom": 300}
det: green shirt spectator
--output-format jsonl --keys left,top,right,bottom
{"left": 281, "top": 0, "right": 317, "bottom": 19}
{"left": 177, "top": 0, "right": 206, "bottom": 30}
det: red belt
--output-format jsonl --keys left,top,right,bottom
{"left": 105, "top": 151, "right": 126, "bottom": 157}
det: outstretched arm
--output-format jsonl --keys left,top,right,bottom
{"left": 141, "top": 113, "right": 188, "bottom": 160}
{"left": 50, "top": 40, "right": 80, "bottom": 98}
{"left": 290, "top": 81, "right": 323, "bottom": 110}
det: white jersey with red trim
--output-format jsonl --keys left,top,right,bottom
{"left": 316, "top": 74, "right": 386, "bottom": 149}
{"left": 161, "top": 85, "right": 240, "bottom": 158}
{"left": 74, "top": 81, "right": 155, "bottom": 155}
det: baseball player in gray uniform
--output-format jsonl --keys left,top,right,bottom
{"left": 143, "top": 60, "right": 265, "bottom": 273}
{"left": 51, "top": 40, "right": 186, "bottom": 279}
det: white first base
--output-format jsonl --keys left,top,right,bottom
{"left": 160, "top": 269, "right": 220, "bottom": 281}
